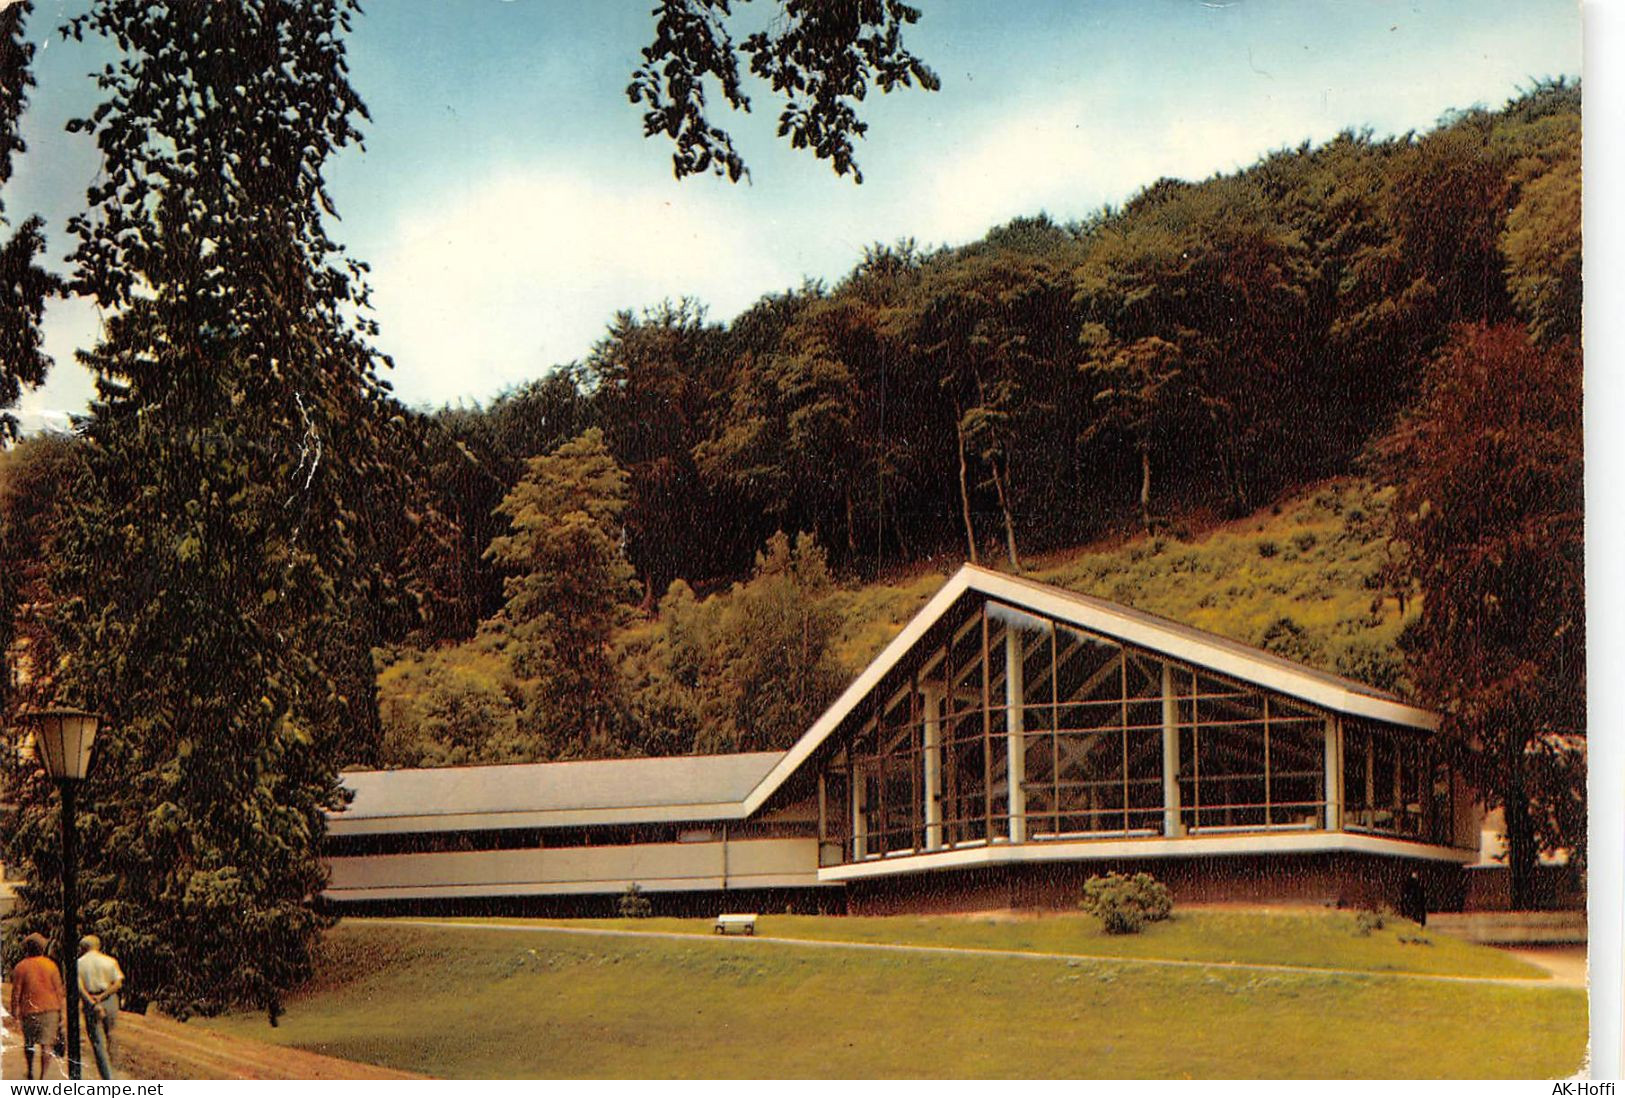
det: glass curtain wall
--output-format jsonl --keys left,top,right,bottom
{"left": 1342, "top": 718, "right": 1455, "bottom": 843}
{"left": 819, "top": 596, "right": 1445, "bottom": 864}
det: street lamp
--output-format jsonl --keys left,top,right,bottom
{"left": 24, "top": 707, "right": 100, "bottom": 1081}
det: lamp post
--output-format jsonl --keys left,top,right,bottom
{"left": 25, "top": 708, "right": 99, "bottom": 1081}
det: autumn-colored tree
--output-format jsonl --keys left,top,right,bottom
{"left": 1380, "top": 323, "right": 1584, "bottom": 908}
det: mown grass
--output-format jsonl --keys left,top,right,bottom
{"left": 202, "top": 920, "right": 1584, "bottom": 1079}
{"left": 424, "top": 909, "right": 1544, "bottom": 981}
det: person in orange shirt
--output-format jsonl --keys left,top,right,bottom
{"left": 8, "top": 933, "right": 67, "bottom": 1080}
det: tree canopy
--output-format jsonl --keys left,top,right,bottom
{"left": 4, "top": 0, "right": 401, "bottom": 1020}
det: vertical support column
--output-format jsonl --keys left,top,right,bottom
{"left": 817, "top": 771, "right": 828, "bottom": 843}
{"left": 1364, "top": 730, "right": 1375, "bottom": 827}
{"left": 1161, "top": 662, "right": 1183, "bottom": 836}
{"left": 852, "top": 765, "right": 868, "bottom": 861}
{"left": 1323, "top": 715, "right": 1342, "bottom": 831}
{"left": 922, "top": 684, "right": 944, "bottom": 851}
{"left": 1005, "top": 628, "right": 1027, "bottom": 843}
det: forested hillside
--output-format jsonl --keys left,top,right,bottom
{"left": 356, "top": 81, "right": 1578, "bottom": 769}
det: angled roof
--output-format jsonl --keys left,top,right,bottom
{"left": 330, "top": 751, "right": 785, "bottom": 835}
{"left": 739, "top": 564, "right": 1436, "bottom": 816}
{"left": 329, "top": 566, "right": 1435, "bottom": 834}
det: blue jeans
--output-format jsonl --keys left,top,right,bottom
{"left": 84, "top": 993, "right": 118, "bottom": 1079}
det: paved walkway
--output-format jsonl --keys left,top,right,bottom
{"left": 1500, "top": 945, "right": 1588, "bottom": 987}
{"left": 381, "top": 918, "right": 1586, "bottom": 990}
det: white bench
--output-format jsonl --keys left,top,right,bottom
{"left": 714, "top": 913, "right": 758, "bottom": 936}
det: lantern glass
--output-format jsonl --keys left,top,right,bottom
{"left": 30, "top": 709, "right": 99, "bottom": 782}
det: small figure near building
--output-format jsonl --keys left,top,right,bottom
{"left": 7, "top": 932, "right": 66, "bottom": 1080}
{"left": 1400, "top": 870, "right": 1428, "bottom": 926}
{"left": 77, "top": 934, "right": 124, "bottom": 1080}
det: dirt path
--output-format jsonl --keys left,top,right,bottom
{"left": 379, "top": 917, "right": 1581, "bottom": 990}
{"left": 2, "top": 987, "right": 424, "bottom": 1081}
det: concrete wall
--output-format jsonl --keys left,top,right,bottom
{"left": 324, "top": 836, "right": 823, "bottom": 902}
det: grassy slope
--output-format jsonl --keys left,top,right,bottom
{"left": 203, "top": 920, "right": 1585, "bottom": 1079}
{"left": 378, "top": 477, "right": 1417, "bottom": 745}
{"left": 828, "top": 478, "right": 1409, "bottom": 685}
{"left": 427, "top": 910, "right": 1544, "bottom": 980}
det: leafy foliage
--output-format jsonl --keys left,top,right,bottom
{"left": 618, "top": 883, "right": 653, "bottom": 919}
{"left": 487, "top": 429, "right": 639, "bottom": 759}
{"left": 0, "top": 2, "right": 59, "bottom": 442}
{"left": 1378, "top": 323, "right": 1584, "bottom": 906}
{"left": 629, "top": 0, "right": 939, "bottom": 183}
{"left": 0, "top": 435, "right": 77, "bottom": 712}
{"left": 1354, "top": 908, "right": 1388, "bottom": 936}
{"left": 622, "top": 530, "right": 846, "bottom": 755}
{"left": 4, "top": 0, "right": 398, "bottom": 1021}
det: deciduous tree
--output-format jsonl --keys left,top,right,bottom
{"left": 1379, "top": 323, "right": 1584, "bottom": 908}
{"left": 4, "top": 0, "right": 401, "bottom": 1020}
{"left": 0, "top": 2, "right": 59, "bottom": 441}
{"left": 630, "top": 0, "right": 939, "bottom": 183}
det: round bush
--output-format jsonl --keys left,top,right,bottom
{"left": 1079, "top": 872, "right": 1174, "bottom": 935}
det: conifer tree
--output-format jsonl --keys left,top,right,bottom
{"left": 487, "top": 428, "right": 638, "bottom": 758}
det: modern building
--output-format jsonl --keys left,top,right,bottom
{"left": 323, "top": 564, "right": 1485, "bottom": 915}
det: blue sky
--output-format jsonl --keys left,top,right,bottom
{"left": 7, "top": 0, "right": 1586, "bottom": 426}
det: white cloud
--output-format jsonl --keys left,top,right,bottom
{"left": 907, "top": 98, "right": 1310, "bottom": 244}
{"left": 367, "top": 169, "right": 797, "bottom": 409}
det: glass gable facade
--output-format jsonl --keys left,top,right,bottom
{"left": 817, "top": 594, "right": 1463, "bottom": 865}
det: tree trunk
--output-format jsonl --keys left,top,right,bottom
{"left": 1139, "top": 444, "right": 1153, "bottom": 532}
{"left": 990, "top": 457, "right": 1020, "bottom": 572}
{"left": 1504, "top": 739, "right": 1539, "bottom": 911}
{"left": 1206, "top": 405, "right": 1248, "bottom": 516}
{"left": 953, "top": 404, "right": 978, "bottom": 564}
{"left": 845, "top": 486, "right": 857, "bottom": 559}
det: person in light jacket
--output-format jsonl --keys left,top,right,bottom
{"left": 77, "top": 934, "right": 125, "bottom": 1080}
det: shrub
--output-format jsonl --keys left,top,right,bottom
{"left": 1353, "top": 906, "right": 1392, "bottom": 936}
{"left": 1257, "top": 540, "right": 1279, "bottom": 558}
{"left": 1079, "top": 872, "right": 1174, "bottom": 935}
{"left": 619, "top": 883, "right": 653, "bottom": 918}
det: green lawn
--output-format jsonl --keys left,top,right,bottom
{"left": 430, "top": 909, "right": 1548, "bottom": 980}
{"left": 202, "top": 918, "right": 1586, "bottom": 1078}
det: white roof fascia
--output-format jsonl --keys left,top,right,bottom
{"left": 740, "top": 565, "right": 1436, "bottom": 817}
{"left": 739, "top": 568, "right": 974, "bottom": 816}
{"left": 966, "top": 568, "right": 1438, "bottom": 730}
